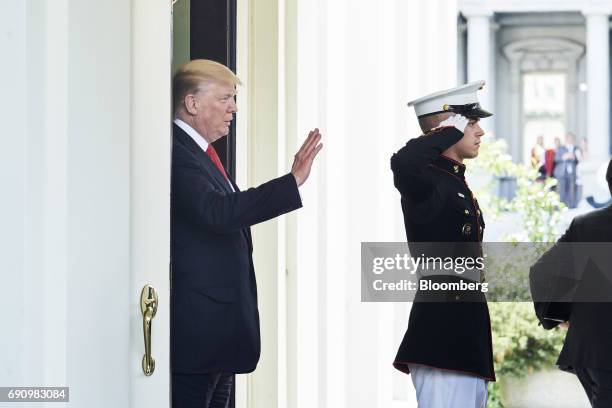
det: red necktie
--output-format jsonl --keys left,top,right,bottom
{"left": 206, "top": 144, "right": 229, "bottom": 181}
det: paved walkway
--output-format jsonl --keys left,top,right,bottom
{"left": 484, "top": 199, "right": 596, "bottom": 242}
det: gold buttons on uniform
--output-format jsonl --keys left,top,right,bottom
{"left": 464, "top": 209, "right": 470, "bottom": 215}
{"left": 477, "top": 209, "right": 481, "bottom": 216}
{"left": 453, "top": 165, "right": 459, "bottom": 173}
{"left": 462, "top": 223, "right": 472, "bottom": 236}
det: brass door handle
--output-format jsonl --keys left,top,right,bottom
{"left": 140, "top": 284, "right": 158, "bottom": 376}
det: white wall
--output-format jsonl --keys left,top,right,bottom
{"left": 0, "top": 0, "right": 27, "bottom": 389}
{"left": 286, "top": 2, "right": 458, "bottom": 406}
{"left": 238, "top": 1, "right": 458, "bottom": 407}
{"left": 0, "top": 0, "right": 71, "bottom": 395}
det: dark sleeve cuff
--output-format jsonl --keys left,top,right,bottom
{"left": 280, "top": 173, "right": 303, "bottom": 212}
{"left": 427, "top": 126, "right": 465, "bottom": 151}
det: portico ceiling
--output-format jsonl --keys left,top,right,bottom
{"left": 495, "top": 12, "right": 585, "bottom": 27}
{"left": 459, "top": 0, "right": 612, "bottom": 15}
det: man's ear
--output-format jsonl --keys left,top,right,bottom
{"left": 184, "top": 94, "right": 198, "bottom": 115}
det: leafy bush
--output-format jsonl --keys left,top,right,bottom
{"left": 466, "top": 137, "right": 567, "bottom": 407}
{"left": 466, "top": 137, "right": 565, "bottom": 243}
{"left": 488, "top": 303, "right": 566, "bottom": 407}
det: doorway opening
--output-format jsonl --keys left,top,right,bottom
{"left": 171, "top": 1, "right": 238, "bottom": 407}
{"left": 172, "top": 0, "right": 238, "bottom": 178}
{"left": 522, "top": 72, "right": 567, "bottom": 165}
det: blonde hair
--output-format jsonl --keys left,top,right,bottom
{"left": 172, "top": 59, "right": 242, "bottom": 117}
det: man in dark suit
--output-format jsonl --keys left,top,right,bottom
{"left": 531, "top": 158, "right": 612, "bottom": 407}
{"left": 171, "top": 59, "right": 322, "bottom": 408}
{"left": 554, "top": 132, "right": 581, "bottom": 208}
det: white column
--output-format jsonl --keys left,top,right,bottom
{"left": 584, "top": 12, "right": 611, "bottom": 161}
{"left": 566, "top": 61, "right": 579, "bottom": 136}
{"left": 465, "top": 11, "right": 494, "bottom": 132}
{"left": 457, "top": 22, "right": 467, "bottom": 84}
{"left": 508, "top": 57, "right": 523, "bottom": 161}
{"left": 0, "top": 0, "right": 27, "bottom": 387}
{"left": 41, "top": 0, "right": 68, "bottom": 390}
{"left": 244, "top": 0, "right": 283, "bottom": 407}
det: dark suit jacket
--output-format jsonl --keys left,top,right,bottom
{"left": 553, "top": 145, "right": 579, "bottom": 179}
{"left": 531, "top": 205, "right": 612, "bottom": 371}
{"left": 171, "top": 123, "right": 302, "bottom": 374}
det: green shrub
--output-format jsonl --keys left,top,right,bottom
{"left": 466, "top": 137, "right": 567, "bottom": 407}
{"left": 488, "top": 303, "right": 566, "bottom": 407}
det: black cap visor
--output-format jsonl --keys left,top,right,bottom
{"left": 463, "top": 107, "right": 493, "bottom": 119}
{"left": 417, "top": 103, "right": 493, "bottom": 119}
{"left": 449, "top": 103, "right": 493, "bottom": 118}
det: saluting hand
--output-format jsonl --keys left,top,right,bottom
{"left": 291, "top": 128, "right": 323, "bottom": 186}
{"left": 439, "top": 114, "right": 469, "bottom": 134}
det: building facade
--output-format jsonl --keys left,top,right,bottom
{"left": 458, "top": 0, "right": 612, "bottom": 198}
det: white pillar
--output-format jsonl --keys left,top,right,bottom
{"left": 457, "top": 22, "right": 467, "bottom": 84}
{"left": 508, "top": 57, "right": 523, "bottom": 161}
{"left": 466, "top": 11, "right": 495, "bottom": 133}
{"left": 584, "top": 12, "right": 611, "bottom": 161}
{"left": 488, "top": 20, "right": 498, "bottom": 136}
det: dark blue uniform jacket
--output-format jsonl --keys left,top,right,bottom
{"left": 390, "top": 126, "right": 495, "bottom": 381}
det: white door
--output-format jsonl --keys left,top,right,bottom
{"left": 0, "top": 0, "right": 172, "bottom": 407}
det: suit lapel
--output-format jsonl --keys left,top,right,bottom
{"left": 173, "top": 124, "right": 232, "bottom": 193}
{"left": 174, "top": 124, "right": 252, "bottom": 248}
{"left": 202, "top": 154, "right": 233, "bottom": 194}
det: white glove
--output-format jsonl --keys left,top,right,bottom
{"left": 439, "top": 114, "right": 469, "bottom": 134}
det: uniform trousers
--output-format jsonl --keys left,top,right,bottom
{"left": 408, "top": 364, "right": 488, "bottom": 408}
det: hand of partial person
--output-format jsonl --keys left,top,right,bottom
{"left": 291, "top": 128, "right": 323, "bottom": 187}
{"left": 438, "top": 114, "right": 470, "bottom": 134}
{"left": 559, "top": 321, "right": 570, "bottom": 329}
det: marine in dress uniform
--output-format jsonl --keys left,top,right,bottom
{"left": 390, "top": 81, "right": 496, "bottom": 407}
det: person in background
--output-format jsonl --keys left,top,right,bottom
{"left": 576, "top": 138, "right": 589, "bottom": 204}
{"left": 545, "top": 137, "right": 561, "bottom": 180}
{"left": 579, "top": 138, "right": 589, "bottom": 162}
{"left": 531, "top": 135, "right": 546, "bottom": 181}
{"left": 554, "top": 132, "right": 581, "bottom": 208}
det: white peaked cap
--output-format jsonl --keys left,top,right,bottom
{"left": 407, "top": 80, "right": 493, "bottom": 119}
